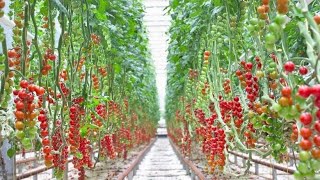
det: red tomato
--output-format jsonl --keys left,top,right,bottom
{"left": 300, "top": 139, "right": 313, "bottom": 151}
{"left": 19, "top": 80, "right": 29, "bottom": 89}
{"left": 284, "top": 61, "right": 295, "bottom": 72}
{"left": 300, "top": 127, "right": 312, "bottom": 139}
{"left": 300, "top": 112, "right": 313, "bottom": 125}
{"left": 281, "top": 86, "right": 291, "bottom": 97}
{"left": 204, "top": 51, "right": 211, "bottom": 56}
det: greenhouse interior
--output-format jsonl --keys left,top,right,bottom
{"left": 0, "top": 0, "right": 320, "bottom": 179}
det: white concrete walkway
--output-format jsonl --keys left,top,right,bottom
{"left": 133, "top": 138, "right": 191, "bottom": 180}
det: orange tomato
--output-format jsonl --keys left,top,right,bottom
{"left": 15, "top": 121, "right": 25, "bottom": 131}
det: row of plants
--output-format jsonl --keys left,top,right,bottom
{"left": 0, "top": 0, "right": 159, "bottom": 179}
{"left": 166, "top": 0, "right": 320, "bottom": 179}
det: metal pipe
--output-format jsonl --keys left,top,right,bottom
{"left": 228, "top": 151, "right": 295, "bottom": 174}
{"left": 16, "top": 158, "right": 72, "bottom": 180}
{"left": 16, "top": 157, "right": 37, "bottom": 164}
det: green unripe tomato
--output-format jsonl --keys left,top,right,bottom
{"left": 269, "top": 23, "right": 281, "bottom": 33}
{"left": 297, "top": 162, "right": 310, "bottom": 174}
{"left": 250, "top": 18, "right": 259, "bottom": 25}
{"left": 265, "top": 44, "right": 275, "bottom": 52}
{"left": 265, "top": 33, "right": 277, "bottom": 44}
{"left": 0, "top": 55, "right": 5, "bottom": 62}
{"left": 254, "top": 25, "right": 260, "bottom": 31}
{"left": 305, "top": 171, "right": 315, "bottom": 179}
{"left": 240, "top": 1, "right": 247, "bottom": 8}
{"left": 311, "top": 159, "right": 320, "bottom": 171}
{"left": 5, "top": 87, "right": 12, "bottom": 95}
{"left": 28, "top": 127, "right": 38, "bottom": 136}
{"left": 274, "top": 143, "right": 281, "bottom": 151}
{"left": 7, "top": 79, "right": 13, "bottom": 86}
{"left": 269, "top": 71, "right": 278, "bottom": 80}
{"left": 258, "top": 20, "right": 265, "bottom": 27}
{"left": 262, "top": 125, "right": 269, "bottom": 133}
{"left": 0, "top": 34, "right": 4, "bottom": 42}
{"left": 16, "top": 131, "right": 25, "bottom": 140}
{"left": 22, "top": 138, "right": 32, "bottom": 148}
{"left": 4, "top": 94, "right": 10, "bottom": 101}
{"left": 4, "top": 82, "right": 9, "bottom": 90}
{"left": 0, "top": 64, "right": 5, "bottom": 71}
{"left": 274, "top": 14, "right": 287, "bottom": 25}
{"left": 299, "top": 151, "right": 311, "bottom": 162}
{"left": 1, "top": 100, "right": 8, "bottom": 108}
{"left": 247, "top": 25, "right": 255, "bottom": 32}
{"left": 293, "top": 171, "right": 304, "bottom": 180}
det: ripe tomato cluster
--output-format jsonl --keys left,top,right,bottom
{"left": 52, "top": 120, "right": 69, "bottom": 177}
{"left": 13, "top": 80, "right": 45, "bottom": 148}
{"left": 195, "top": 110, "right": 226, "bottom": 173}
{"left": 114, "top": 127, "right": 132, "bottom": 160}
{"left": 223, "top": 79, "right": 231, "bottom": 94}
{"left": 203, "top": 51, "right": 211, "bottom": 63}
{"left": 257, "top": 0, "right": 269, "bottom": 20}
{"left": 293, "top": 85, "right": 320, "bottom": 177}
{"left": 41, "top": 49, "right": 56, "bottom": 75}
{"left": 236, "top": 60, "right": 260, "bottom": 108}
{"left": 59, "top": 82, "right": 70, "bottom": 98}
{"left": 92, "top": 74, "right": 99, "bottom": 90}
{"left": 38, "top": 110, "right": 53, "bottom": 167}
{"left": 98, "top": 67, "right": 107, "bottom": 77}
{"left": 199, "top": 51, "right": 211, "bottom": 97}
{"left": 77, "top": 57, "right": 85, "bottom": 72}
{"left": 8, "top": 48, "right": 21, "bottom": 69}
{"left": 277, "top": 0, "right": 289, "bottom": 14}
{"left": 73, "top": 137, "right": 93, "bottom": 180}
{"left": 90, "top": 33, "right": 101, "bottom": 45}
{"left": 100, "top": 135, "right": 116, "bottom": 159}
{"left": 60, "top": 69, "right": 68, "bottom": 81}
{"left": 69, "top": 104, "right": 82, "bottom": 154}
{"left": 217, "top": 96, "right": 243, "bottom": 127}
{"left": 201, "top": 82, "right": 209, "bottom": 96}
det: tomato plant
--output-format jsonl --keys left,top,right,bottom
{"left": 166, "top": 0, "right": 320, "bottom": 178}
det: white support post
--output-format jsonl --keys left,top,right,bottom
{"left": 33, "top": 153, "right": 37, "bottom": 180}
{"left": 242, "top": 158, "right": 246, "bottom": 168}
{"left": 1, "top": 140, "right": 14, "bottom": 180}
{"left": 254, "top": 162, "right": 259, "bottom": 175}
{"left": 272, "top": 167, "right": 277, "bottom": 180}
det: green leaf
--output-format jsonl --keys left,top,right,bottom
{"left": 35, "top": 140, "right": 42, "bottom": 151}
{"left": 114, "top": 64, "right": 121, "bottom": 73}
{"left": 80, "top": 127, "right": 88, "bottom": 137}
{"left": 75, "top": 152, "right": 83, "bottom": 159}
{"left": 80, "top": 123, "right": 100, "bottom": 137}
{"left": 7, "top": 148, "right": 15, "bottom": 158}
